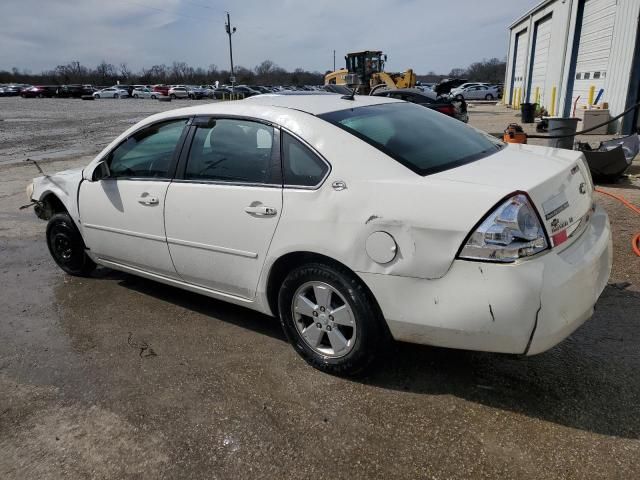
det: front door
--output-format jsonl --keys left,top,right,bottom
{"left": 79, "top": 118, "right": 189, "bottom": 277}
{"left": 164, "top": 117, "right": 282, "bottom": 299}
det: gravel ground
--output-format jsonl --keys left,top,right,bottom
{"left": 0, "top": 96, "right": 183, "bottom": 165}
{"left": 1, "top": 97, "right": 639, "bottom": 479}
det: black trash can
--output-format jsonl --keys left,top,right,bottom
{"left": 520, "top": 102, "right": 537, "bottom": 123}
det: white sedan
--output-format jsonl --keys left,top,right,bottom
{"left": 451, "top": 85, "right": 499, "bottom": 100}
{"left": 132, "top": 88, "right": 158, "bottom": 99}
{"left": 27, "top": 95, "right": 612, "bottom": 375}
{"left": 93, "top": 87, "right": 129, "bottom": 99}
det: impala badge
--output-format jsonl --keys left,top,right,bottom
{"left": 579, "top": 182, "right": 587, "bottom": 194}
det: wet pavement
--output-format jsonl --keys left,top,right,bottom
{"left": 1, "top": 100, "right": 640, "bottom": 479}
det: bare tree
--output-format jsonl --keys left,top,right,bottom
{"left": 119, "top": 63, "right": 131, "bottom": 81}
{"left": 95, "top": 61, "right": 116, "bottom": 85}
{"left": 448, "top": 67, "right": 467, "bottom": 78}
{"left": 254, "top": 60, "right": 276, "bottom": 82}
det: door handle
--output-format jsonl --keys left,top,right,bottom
{"left": 244, "top": 205, "right": 277, "bottom": 216}
{"left": 138, "top": 193, "right": 159, "bottom": 205}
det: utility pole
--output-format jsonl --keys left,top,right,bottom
{"left": 225, "top": 12, "right": 236, "bottom": 93}
{"left": 333, "top": 50, "right": 336, "bottom": 71}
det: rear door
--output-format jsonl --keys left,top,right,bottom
{"left": 164, "top": 117, "right": 282, "bottom": 299}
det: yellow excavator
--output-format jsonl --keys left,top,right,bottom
{"left": 324, "top": 50, "right": 416, "bottom": 95}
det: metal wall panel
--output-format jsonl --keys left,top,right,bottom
{"left": 569, "top": 0, "right": 616, "bottom": 109}
{"left": 529, "top": 14, "right": 553, "bottom": 106}
{"left": 605, "top": 0, "right": 640, "bottom": 132}
{"left": 510, "top": 29, "right": 529, "bottom": 104}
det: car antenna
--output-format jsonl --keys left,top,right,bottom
{"left": 341, "top": 86, "right": 357, "bottom": 101}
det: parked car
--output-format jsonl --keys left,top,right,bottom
{"left": 451, "top": 85, "right": 499, "bottom": 101}
{"left": 152, "top": 85, "right": 171, "bottom": 96}
{"left": 21, "top": 85, "right": 58, "bottom": 98}
{"left": 449, "top": 82, "right": 489, "bottom": 96}
{"left": 198, "top": 85, "right": 217, "bottom": 98}
{"left": 186, "top": 86, "right": 213, "bottom": 99}
{"left": 168, "top": 86, "right": 191, "bottom": 99}
{"left": 212, "top": 87, "right": 235, "bottom": 99}
{"left": 132, "top": 88, "right": 158, "bottom": 99}
{"left": 491, "top": 83, "right": 504, "bottom": 97}
{"left": 434, "top": 78, "right": 468, "bottom": 96}
{"left": 28, "top": 95, "right": 612, "bottom": 376}
{"left": 0, "top": 85, "right": 25, "bottom": 96}
{"left": 232, "top": 85, "right": 261, "bottom": 97}
{"left": 57, "top": 84, "right": 96, "bottom": 98}
{"left": 93, "top": 87, "right": 129, "bottom": 99}
{"left": 373, "top": 88, "right": 468, "bottom": 123}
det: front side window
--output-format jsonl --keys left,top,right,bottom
{"left": 282, "top": 132, "right": 329, "bottom": 187}
{"left": 184, "top": 119, "right": 274, "bottom": 183}
{"left": 108, "top": 118, "right": 188, "bottom": 178}
{"left": 319, "top": 102, "right": 503, "bottom": 176}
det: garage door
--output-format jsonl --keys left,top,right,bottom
{"left": 570, "top": 0, "right": 616, "bottom": 108}
{"left": 510, "top": 29, "right": 528, "bottom": 105}
{"left": 529, "top": 15, "right": 553, "bottom": 106}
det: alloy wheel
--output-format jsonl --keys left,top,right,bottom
{"left": 291, "top": 281, "right": 357, "bottom": 358}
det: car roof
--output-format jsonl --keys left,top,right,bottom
{"left": 242, "top": 93, "right": 401, "bottom": 115}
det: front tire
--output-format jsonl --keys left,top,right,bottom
{"left": 133, "top": 94, "right": 139, "bottom": 99}
{"left": 94, "top": 94, "right": 100, "bottom": 99}
{"left": 485, "top": 94, "right": 494, "bottom": 100}
{"left": 278, "top": 262, "right": 387, "bottom": 376}
{"left": 46, "top": 213, "right": 96, "bottom": 276}
{"left": 170, "top": 94, "right": 176, "bottom": 99}
{"left": 113, "top": 93, "right": 119, "bottom": 99}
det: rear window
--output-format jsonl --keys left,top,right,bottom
{"left": 319, "top": 102, "right": 503, "bottom": 176}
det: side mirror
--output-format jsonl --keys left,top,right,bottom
{"left": 89, "top": 160, "right": 110, "bottom": 181}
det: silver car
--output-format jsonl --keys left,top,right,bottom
{"left": 168, "top": 86, "right": 191, "bottom": 99}
{"left": 93, "top": 87, "right": 129, "bottom": 99}
{"left": 132, "top": 88, "right": 158, "bottom": 99}
{"left": 451, "top": 85, "right": 499, "bottom": 101}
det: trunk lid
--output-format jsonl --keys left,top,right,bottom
{"left": 433, "top": 143, "right": 593, "bottom": 249}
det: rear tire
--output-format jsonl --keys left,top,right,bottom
{"left": 46, "top": 213, "right": 96, "bottom": 277}
{"left": 455, "top": 94, "right": 464, "bottom": 100}
{"left": 113, "top": 93, "right": 119, "bottom": 99}
{"left": 133, "top": 94, "right": 139, "bottom": 99}
{"left": 170, "top": 94, "right": 176, "bottom": 99}
{"left": 278, "top": 262, "right": 387, "bottom": 376}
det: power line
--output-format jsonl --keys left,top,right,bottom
{"left": 114, "top": 0, "right": 216, "bottom": 23}
{"left": 181, "top": 0, "right": 217, "bottom": 10}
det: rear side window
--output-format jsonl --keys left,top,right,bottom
{"left": 319, "top": 102, "right": 503, "bottom": 176}
{"left": 282, "top": 132, "right": 329, "bottom": 187}
{"left": 184, "top": 119, "right": 274, "bottom": 183}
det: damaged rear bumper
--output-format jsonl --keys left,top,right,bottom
{"left": 358, "top": 205, "right": 612, "bottom": 355}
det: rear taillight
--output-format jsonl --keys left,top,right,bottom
{"left": 436, "top": 104, "right": 455, "bottom": 116}
{"left": 458, "top": 193, "right": 549, "bottom": 263}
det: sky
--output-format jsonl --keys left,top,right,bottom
{"left": 0, "top": 0, "right": 541, "bottom": 75}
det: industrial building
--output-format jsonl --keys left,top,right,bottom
{"left": 505, "top": 0, "right": 640, "bottom": 134}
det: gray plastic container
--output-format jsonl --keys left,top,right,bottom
{"left": 546, "top": 117, "right": 580, "bottom": 149}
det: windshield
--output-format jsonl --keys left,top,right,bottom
{"left": 319, "top": 102, "right": 503, "bottom": 176}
